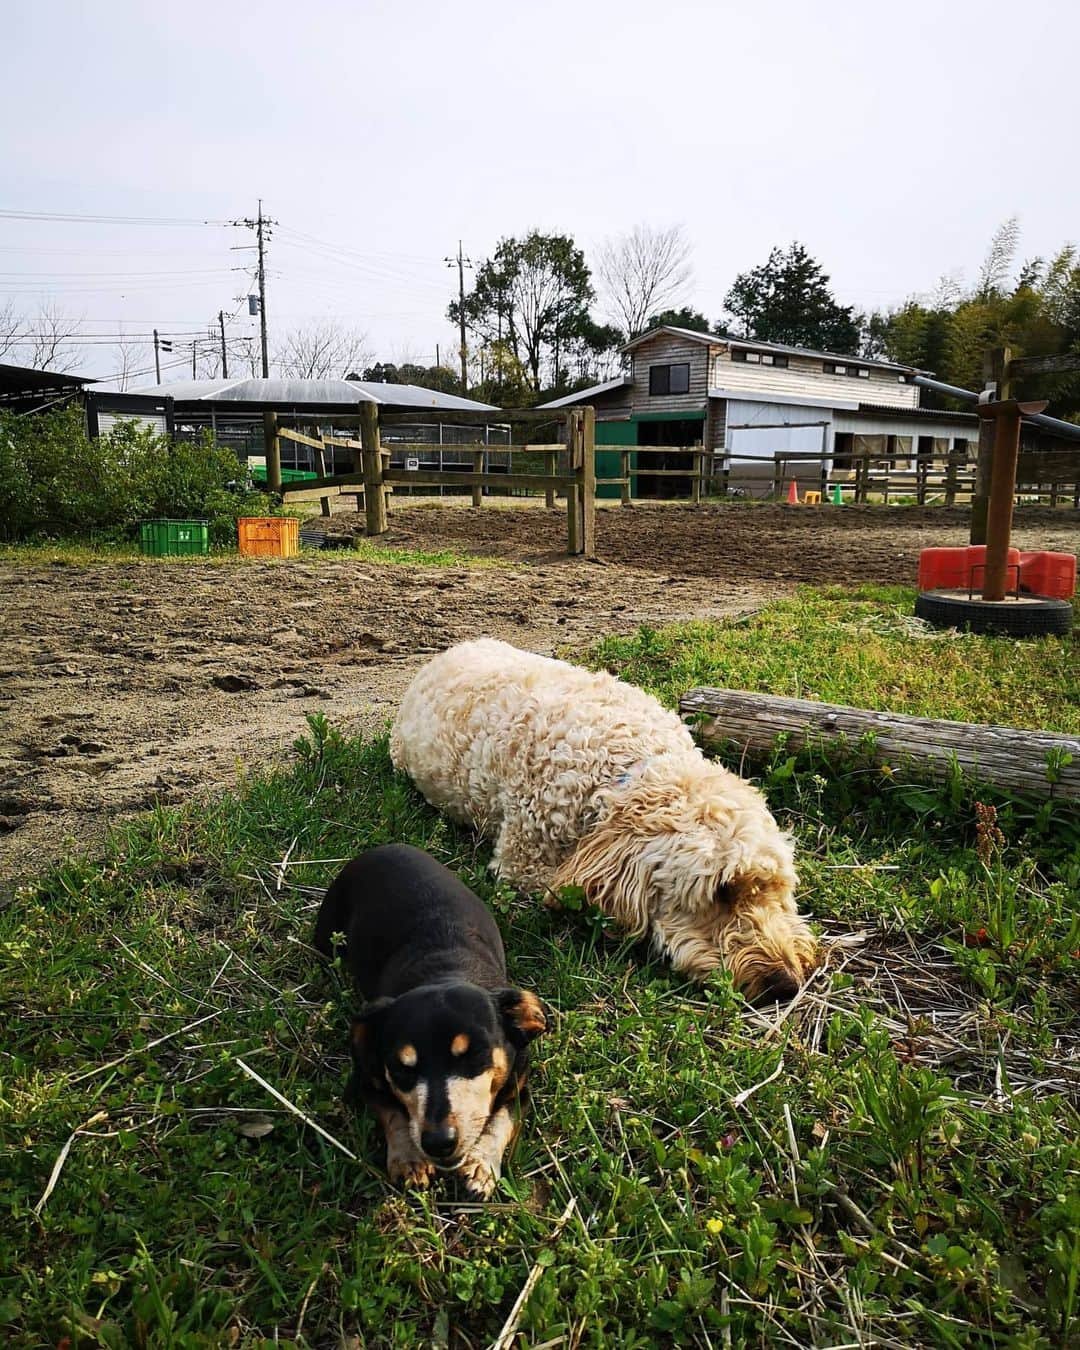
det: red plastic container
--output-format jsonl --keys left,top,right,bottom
{"left": 917, "top": 546, "right": 1019, "bottom": 592}
{"left": 1018, "top": 551, "right": 1076, "bottom": 599}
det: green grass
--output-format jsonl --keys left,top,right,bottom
{"left": 588, "top": 585, "right": 1080, "bottom": 734}
{"left": 2, "top": 612, "right": 1079, "bottom": 1346}
{"left": 0, "top": 538, "right": 501, "bottom": 571}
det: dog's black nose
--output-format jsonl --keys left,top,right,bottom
{"left": 421, "top": 1125, "right": 459, "bottom": 1159}
{"left": 759, "top": 970, "right": 800, "bottom": 1004}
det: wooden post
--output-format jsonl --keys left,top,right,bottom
{"left": 819, "top": 425, "right": 829, "bottom": 502}
{"left": 314, "top": 434, "right": 331, "bottom": 517}
{"left": 263, "top": 411, "right": 282, "bottom": 494}
{"left": 944, "top": 438, "right": 965, "bottom": 507}
{"left": 691, "top": 441, "right": 702, "bottom": 504}
{"left": 772, "top": 455, "right": 782, "bottom": 500}
{"left": 359, "top": 403, "right": 387, "bottom": 536}
{"left": 544, "top": 450, "right": 557, "bottom": 509}
{"left": 855, "top": 453, "right": 868, "bottom": 504}
{"left": 971, "top": 346, "right": 1010, "bottom": 544}
{"left": 620, "top": 449, "right": 631, "bottom": 506}
{"left": 471, "top": 449, "right": 483, "bottom": 509}
{"left": 981, "top": 404, "right": 1023, "bottom": 601}
{"left": 565, "top": 411, "right": 580, "bottom": 555}
{"left": 581, "top": 406, "right": 596, "bottom": 557}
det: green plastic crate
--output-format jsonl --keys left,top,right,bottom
{"left": 139, "top": 518, "right": 210, "bottom": 557}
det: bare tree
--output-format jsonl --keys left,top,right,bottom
{"left": 595, "top": 224, "right": 693, "bottom": 340}
{"left": 274, "top": 322, "right": 371, "bottom": 379}
{"left": 0, "top": 301, "right": 18, "bottom": 360}
{"left": 21, "top": 301, "right": 85, "bottom": 372}
{"left": 113, "top": 329, "right": 140, "bottom": 391}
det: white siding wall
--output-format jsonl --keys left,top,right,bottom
{"left": 723, "top": 399, "right": 835, "bottom": 464}
{"left": 96, "top": 410, "right": 168, "bottom": 436}
{"left": 711, "top": 349, "right": 918, "bottom": 408}
{"left": 629, "top": 333, "right": 712, "bottom": 415}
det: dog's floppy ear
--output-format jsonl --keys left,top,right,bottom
{"left": 349, "top": 996, "right": 395, "bottom": 1068}
{"left": 495, "top": 988, "right": 547, "bottom": 1047}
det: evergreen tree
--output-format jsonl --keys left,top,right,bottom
{"left": 723, "top": 243, "right": 860, "bottom": 354}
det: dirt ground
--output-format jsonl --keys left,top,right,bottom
{"left": 2, "top": 502, "right": 1076, "bottom": 888}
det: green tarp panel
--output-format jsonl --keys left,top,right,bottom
{"left": 595, "top": 419, "right": 637, "bottom": 499}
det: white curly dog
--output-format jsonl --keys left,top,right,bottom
{"left": 390, "top": 640, "right": 817, "bottom": 1001}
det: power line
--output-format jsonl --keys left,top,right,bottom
{"left": 0, "top": 208, "right": 230, "bottom": 226}
{"left": 229, "top": 202, "right": 274, "bottom": 377}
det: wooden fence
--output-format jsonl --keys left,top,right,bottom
{"left": 264, "top": 405, "right": 598, "bottom": 557}
{"left": 260, "top": 410, "right": 1079, "bottom": 548}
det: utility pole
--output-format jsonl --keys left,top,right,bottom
{"left": 445, "top": 240, "right": 472, "bottom": 392}
{"left": 153, "top": 329, "right": 161, "bottom": 383}
{"left": 192, "top": 340, "right": 198, "bottom": 378}
{"left": 218, "top": 310, "right": 228, "bottom": 378}
{"left": 256, "top": 200, "right": 269, "bottom": 377}
{"left": 230, "top": 202, "right": 274, "bottom": 378}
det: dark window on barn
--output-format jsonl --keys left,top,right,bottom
{"left": 824, "top": 360, "right": 870, "bottom": 378}
{"left": 732, "top": 348, "right": 788, "bottom": 368}
{"left": 649, "top": 363, "right": 690, "bottom": 395}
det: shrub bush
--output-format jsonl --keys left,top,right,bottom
{"left": 0, "top": 404, "right": 274, "bottom": 545}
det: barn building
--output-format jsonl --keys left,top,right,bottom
{"left": 539, "top": 326, "right": 980, "bottom": 497}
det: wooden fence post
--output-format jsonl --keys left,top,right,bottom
{"left": 263, "top": 411, "right": 282, "bottom": 494}
{"left": 471, "top": 449, "right": 483, "bottom": 509}
{"left": 581, "top": 405, "right": 596, "bottom": 557}
{"left": 691, "top": 441, "right": 702, "bottom": 504}
{"left": 621, "top": 449, "right": 632, "bottom": 506}
{"left": 359, "top": 403, "right": 387, "bottom": 536}
{"left": 565, "top": 411, "right": 580, "bottom": 555}
{"left": 944, "top": 439, "right": 964, "bottom": 507}
{"left": 971, "top": 346, "right": 1010, "bottom": 543}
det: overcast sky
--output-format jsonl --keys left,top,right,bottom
{"left": 3, "top": 0, "right": 1076, "bottom": 385}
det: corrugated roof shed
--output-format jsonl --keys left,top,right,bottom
{"left": 128, "top": 377, "right": 496, "bottom": 411}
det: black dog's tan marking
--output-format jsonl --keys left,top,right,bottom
{"left": 315, "top": 844, "right": 546, "bottom": 1198}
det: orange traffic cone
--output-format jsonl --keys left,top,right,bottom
{"left": 786, "top": 479, "right": 799, "bottom": 505}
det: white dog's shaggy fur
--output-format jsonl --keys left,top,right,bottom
{"left": 390, "top": 640, "right": 817, "bottom": 999}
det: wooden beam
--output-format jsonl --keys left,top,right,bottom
{"left": 680, "top": 687, "right": 1080, "bottom": 801}
{"left": 971, "top": 346, "right": 1010, "bottom": 545}
{"left": 263, "top": 411, "right": 281, "bottom": 494}
{"left": 581, "top": 406, "right": 596, "bottom": 557}
{"left": 471, "top": 449, "right": 483, "bottom": 509}
{"left": 277, "top": 426, "right": 325, "bottom": 450}
{"left": 359, "top": 403, "right": 387, "bottom": 536}
{"left": 382, "top": 470, "right": 573, "bottom": 490}
{"left": 565, "top": 410, "right": 581, "bottom": 555}
{"left": 1009, "top": 352, "right": 1080, "bottom": 378}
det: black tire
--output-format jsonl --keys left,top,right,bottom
{"left": 915, "top": 591, "right": 1074, "bottom": 636}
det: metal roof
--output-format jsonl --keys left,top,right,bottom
{"left": 621, "top": 325, "right": 921, "bottom": 374}
{"left": 0, "top": 362, "right": 98, "bottom": 403}
{"left": 127, "top": 377, "right": 496, "bottom": 411}
{"left": 536, "top": 376, "right": 632, "bottom": 409}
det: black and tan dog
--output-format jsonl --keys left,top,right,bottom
{"left": 315, "top": 843, "right": 546, "bottom": 1198}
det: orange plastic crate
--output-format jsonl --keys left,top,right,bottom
{"left": 237, "top": 516, "right": 300, "bottom": 558}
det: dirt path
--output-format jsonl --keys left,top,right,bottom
{"left": 0, "top": 551, "right": 770, "bottom": 888}
{"left": 368, "top": 500, "right": 1080, "bottom": 584}
{"left": 3, "top": 501, "right": 1075, "bottom": 888}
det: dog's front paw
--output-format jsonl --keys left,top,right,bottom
{"left": 457, "top": 1152, "right": 499, "bottom": 1199}
{"left": 389, "top": 1155, "right": 437, "bottom": 1189}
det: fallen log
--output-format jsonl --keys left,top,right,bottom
{"left": 679, "top": 687, "right": 1080, "bottom": 801}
